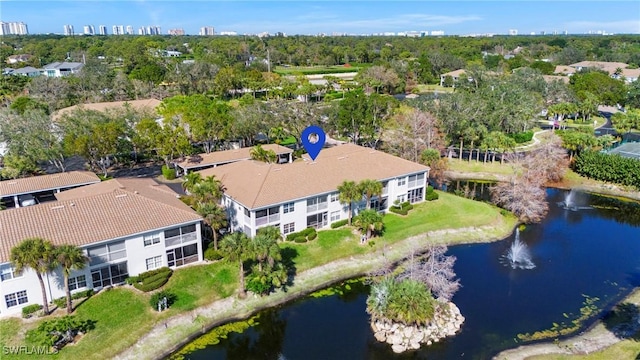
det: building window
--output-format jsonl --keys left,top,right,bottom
{"left": 330, "top": 211, "right": 341, "bottom": 222}
{"left": 397, "top": 177, "right": 406, "bottom": 186}
{"left": 143, "top": 234, "right": 161, "bottom": 247}
{"left": 330, "top": 193, "right": 339, "bottom": 202}
{"left": 91, "top": 262, "right": 129, "bottom": 288}
{"left": 87, "top": 241, "right": 127, "bottom": 265}
{"left": 396, "top": 194, "right": 406, "bottom": 203}
{"left": 283, "top": 202, "right": 295, "bottom": 214}
{"left": 407, "top": 187, "right": 424, "bottom": 204}
{"left": 243, "top": 207, "right": 250, "bottom": 217}
{"left": 0, "top": 265, "right": 22, "bottom": 281}
{"left": 307, "top": 212, "right": 328, "bottom": 229}
{"left": 382, "top": 181, "right": 389, "bottom": 195}
{"left": 371, "top": 197, "right": 388, "bottom": 212}
{"left": 5, "top": 290, "right": 28, "bottom": 308}
{"left": 167, "top": 244, "right": 198, "bottom": 268}
{"left": 408, "top": 173, "right": 425, "bottom": 188}
{"left": 165, "top": 224, "right": 198, "bottom": 247}
{"left": 283, "top": 222, "right": 295, "bottom": 235}
{"left": 307, "top": 195, "right": 328, "bottom": 213}
{"left": 256, "top": 206, "right": 280, "bottom": 226}
{"left": 145, "top": 256, "right": 163, "bottom": 270}
{"left": 69, "top": 275, "right": 87, "bottom": 291}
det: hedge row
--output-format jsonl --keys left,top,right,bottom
{"left": 128, "top": 267, "right": 173, "bottom": 292}
{"left": 161, "top": 165, "right": 176, "bottom": 180}
{"left": 389, "top": 201, "right": 414, "bottom": 215}
{"left": 573, "top": 150, "right": 640, "bottom": 189}
{"left": 22, "top": 304, "right": 43, "bottom": 318}
{"left": 53, "top": 289, "right": 94, "bottom": 308}
{"left": 330, "top": 219, "right": 348, "bottom": 229}
{"left": 286, "top": 227, "right": 317, "bottom": 243}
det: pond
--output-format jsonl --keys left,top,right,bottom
{"left": 172, "top": 189, "right": 640, "bottom": 360}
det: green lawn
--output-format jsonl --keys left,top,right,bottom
{"left": 415, "top": 84, "right": 454, "bottom": 93}
{"left": 447, "top": 158, "right": 516, "bottom": 176}
{"left": 0, "top": 192, "right": 513, "bottom": 359}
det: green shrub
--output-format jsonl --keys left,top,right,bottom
{"left": 508, "top": 130, "right": 534, "bottom": 144}
{"left": 573, "top": 150, "right": 640, "bottom": 189}
{"left": 426, "top": 186, "right": 439, "bottom": 201}
{"left": 307, "top": 232, "right": 317, "bottom": 241}
{"left": 331, "top": 219, "right": 348, "bottom": 229}
{"left": 22, "top": 304, "right": 43, "bottom": 318}
{"left": 72, "top": 289, "right": 93, "bottom": 300}
{"left": 131, "top": 267, "right": 173, "bottom": 292}
{"left": 300, "top": 227, "right": 316, "bottom": 237}
{"left": 389, "top": 206, "right": 408, "bottom": 215}
{"left": 26, "top": 316, "right": 95, "bottom": 348}
{"left": 294, "top": 236, "right": 307, "bottom": 243}
{"left": 125, "top": 276, "right": 139, "bottom": 285}
{"left": 53, "top": 297, "right": 66, "bottom": 308}
{"left": 161, "top": 165, "right": 176, "bottom": 180}
{"left": 246, "top": 276, "right": 272, "bottom": 295}
{"left": 150, "top": 290, "right": 177, "bottom": 311}
{"left": 204, "top": 247, "right": 223, "bottom": 261}
{"left": 286, "top": 227, "right": 317, "bottom": 242}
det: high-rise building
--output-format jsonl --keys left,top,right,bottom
{"left": 168, "top": 28, "right": 185, "bottom": 36}
{"left": 138, "top": 27, "right": 146, "bottom": 35}
{"left": 63, "top": 24, "right": 74, "bottom": 36}
{"left": 4, "top": 22, "right": 29, "bottom": 35}
{"left": 98, "top": 25, "right": 107, "bottom": 35}
{"left": 112, "top": 25, "right": 124, "bottom": 35}
{"left": 126, "top": 25, "right": 134, "bottom": 35}
{"left": 199, "top": 26, "right": 215, "bottom": 36}
{"left": 508, "top": 29, "right": 518, "bottom": 36}
{"left": 83, "top": 25, "right": 95, "bottom": 35}
{"left": 430, "top": 30, "right": 445, "bottom": 36}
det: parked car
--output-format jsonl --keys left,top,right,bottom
{"left": 18, "top": 194, "right": 37, "bottom": 207}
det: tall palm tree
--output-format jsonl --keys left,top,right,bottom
{"left": 354, "top": 209, "right": 384, "bottom": 239}
{"left": 251, "top": 232, "right": 281, "bottom": 272}
{"left": 182, "top": 172, "right": 202, "bottom": 194}
{"left": 10, "top": 238, "right": 57, "bottom": 315}
{"left": 358, "top": 179, "right": 383, "bottom": 210}
{"left": 197, "top": 202, "right": 228, "bottom": 251}
{"left": 337, "top": 180, "right": 362, "bottom": 225}
{"left": 55, "top": 245, "right": 88, "bottom": 314}
{"left": 220, "top": 232, "right": 252, "bottom": 299}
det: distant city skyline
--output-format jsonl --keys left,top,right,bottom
{"left": 1, "top": 1, "right": 639, "bottom": 36}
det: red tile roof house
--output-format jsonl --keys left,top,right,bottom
{"left": 198, "top": 143, "right": 430, "bottom": 237}
{"left": 0, "top": 171, "right": 101, "bottom": 209}
{"left": 0, "top": 178, "right": 203, "bottom": 317}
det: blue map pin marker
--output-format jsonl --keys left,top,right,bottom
{"left": 301, "top": 125, "right": 326, "bottom": 161}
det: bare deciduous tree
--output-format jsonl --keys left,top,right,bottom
{"left": 398, "top": 245, "right": 461, "bottom": 301}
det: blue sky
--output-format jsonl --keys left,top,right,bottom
{"left": 1, "top": 1, "right": 639, "bottom": 35}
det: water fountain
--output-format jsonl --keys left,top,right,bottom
{"left": 503, "top": 229, "right": 535, "bottom": 270}
{"left": 558, "top": 190, "right": 591, "bottom": 211}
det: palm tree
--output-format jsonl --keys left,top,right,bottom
{"left": 220, "top": 232, "right": 252, "bottom": 299}
{"left": 197, "top": 202, "right": 228, "bottom": 251}
{"left": 337, "top": 180, "right": 362, "bottom": 225}
{"left": 182, "top": 172, "right": 202, "bottom": 194}
{"left": 354, "top": 209, "right": 384, "bottom": 239}
{"left": 10, "top": 238, "right": 57, "bottom": 315}
{"left": 251, "top": 231, "right": 281, "bottom": 272}
{"left": 358, "top": 179, "right": 383, "bottom": 210}
{"left": 55, "top": 245, "right": 88, "bottom": 314}
{"left": 192, "top": 175, "right": 224, "bottom": 204}
{"left": 250, "top": 144, "right": 278, "bottom": 163}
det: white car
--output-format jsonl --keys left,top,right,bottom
{"left": 18, "top": 194, "right": 37, "bottom": 207}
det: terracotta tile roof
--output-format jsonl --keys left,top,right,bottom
{"left": 621, "top": 68, "right": 640, "bottom": 79}
{"left": 0, "top": 182, "right": 201, "bottom": 263}
{"left": 55, "top": 178, "right": 190, "bottom": 210}
{"left": 441, "top": 69, "right": 467, "bottom": 77}
{"left": 0, "top": 171, "right": 101, "bottom": 197}
{"left": 173, "top": 144, "right": 293, "bottom": 170}
{"left": 198, "top": 143, "right": 429, "bottom": 210}
{"left": 52, "top": 99, "right": 162, "bottom": 122}
{"left": 569, "top": 61, "right": 629, "bottom": 75}
{"left": 554, "top": 65, "right": 576, "bottom": 75}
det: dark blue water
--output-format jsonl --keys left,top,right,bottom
{"left": 176, "top": 189, "right": 640, "bottom": 360}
